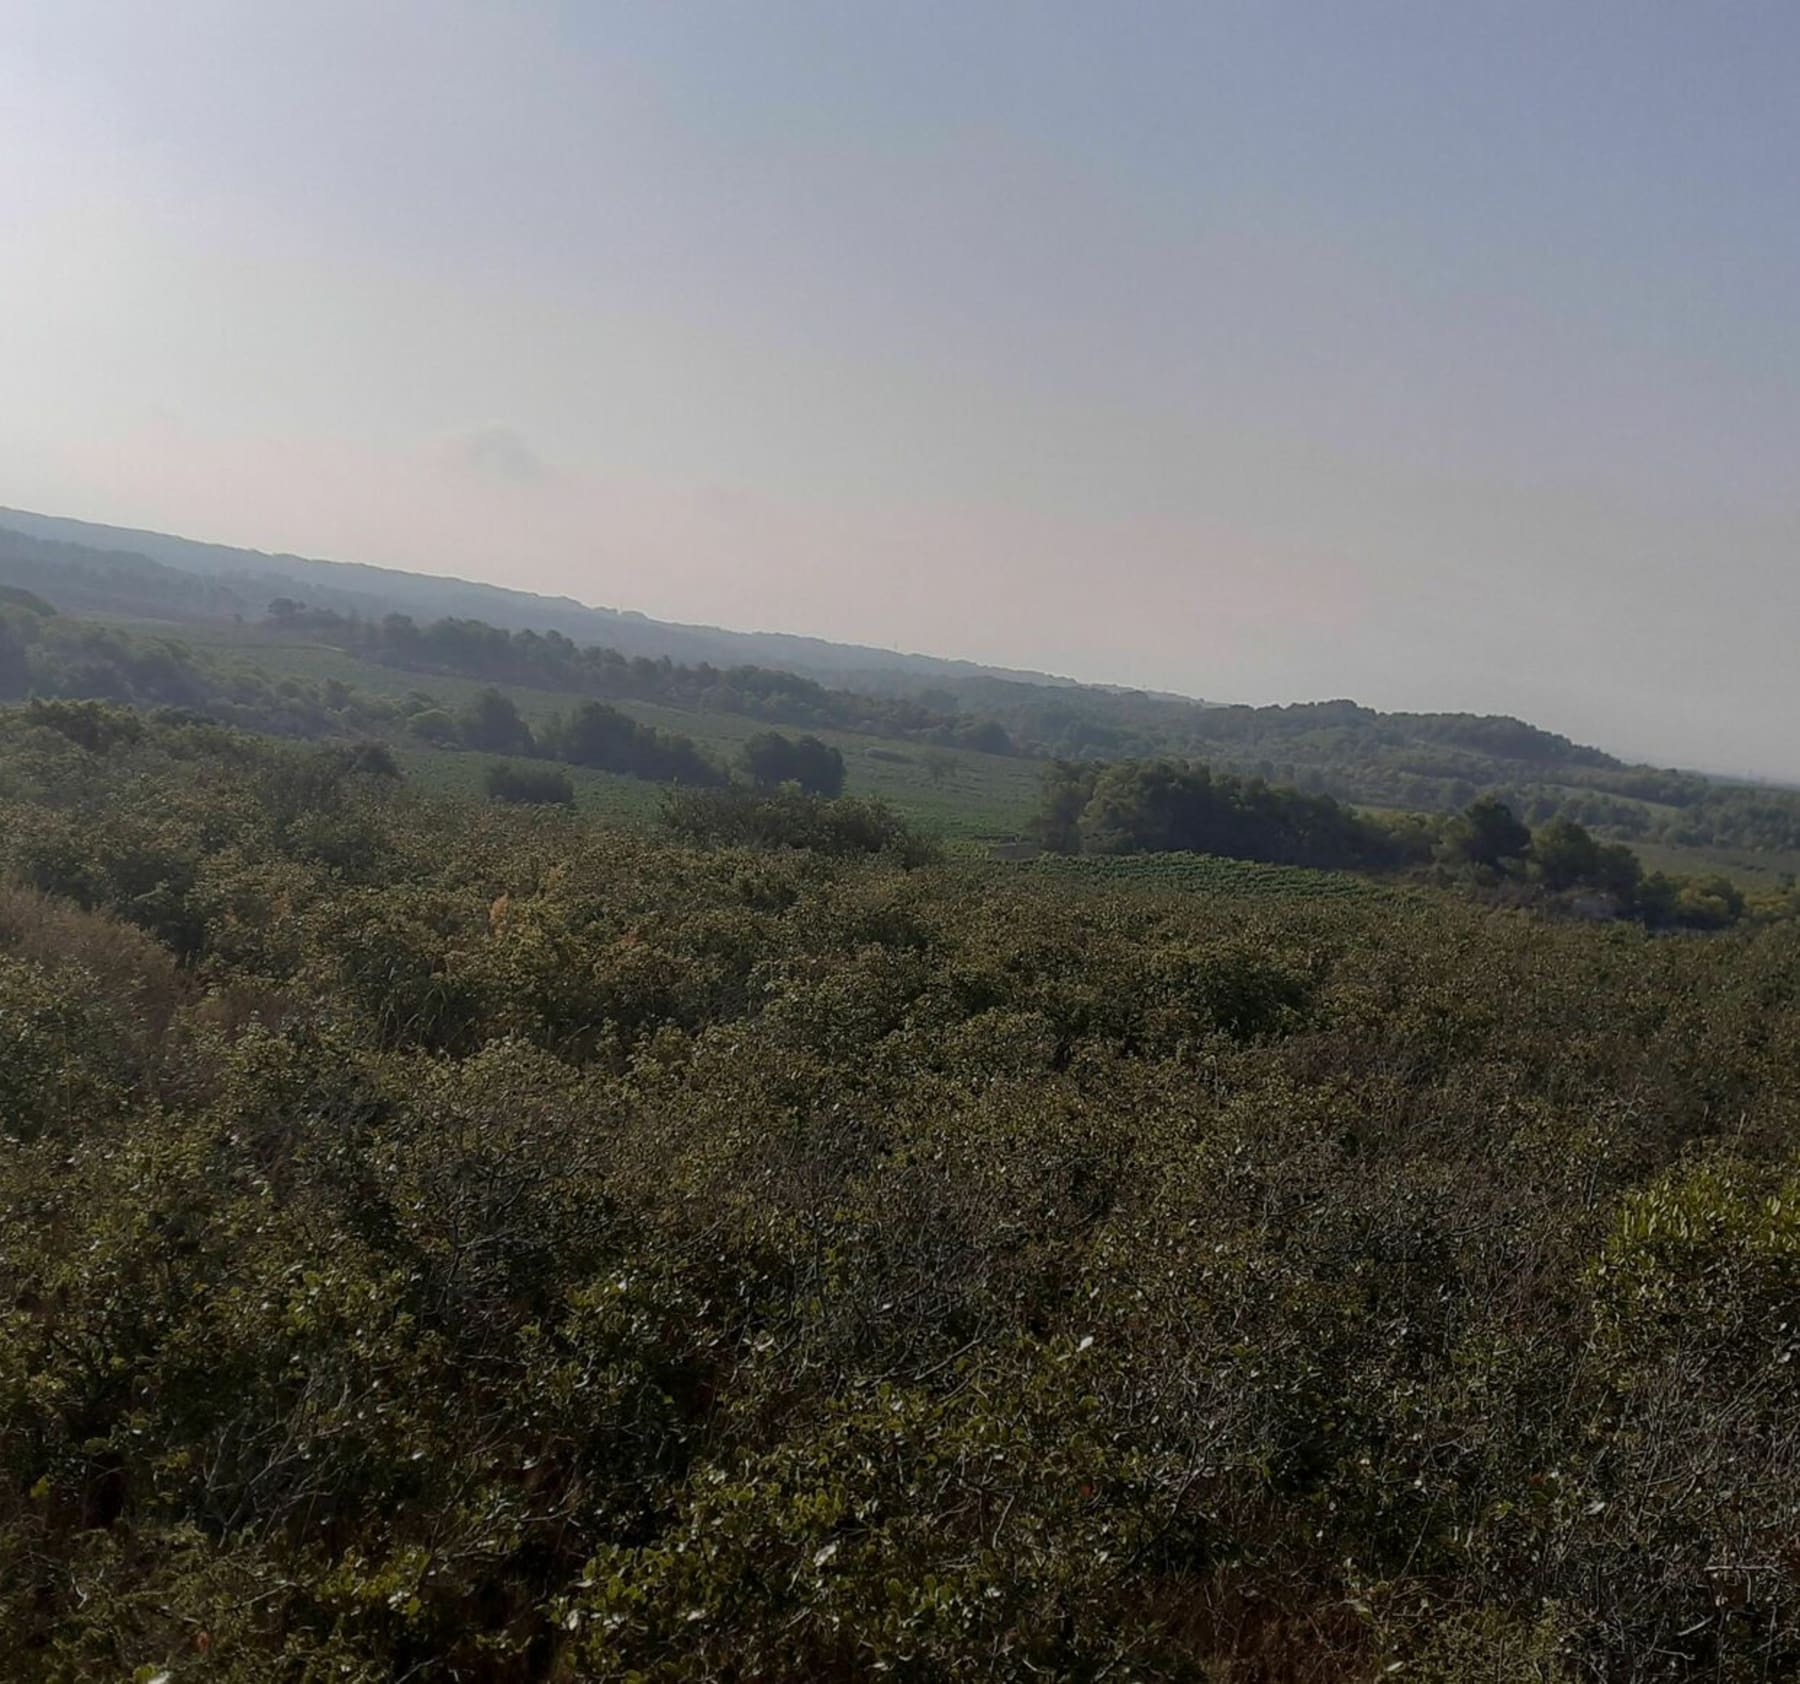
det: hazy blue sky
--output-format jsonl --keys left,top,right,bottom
{"left": 3, "top": 3, "right": 1797, "bottom": 774}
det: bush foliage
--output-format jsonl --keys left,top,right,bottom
{"left": 3, "top": 705, "right": 1800, "bottom": 1679}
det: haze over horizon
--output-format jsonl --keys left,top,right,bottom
{"left": 4, "top": 3, "right": 1797, "bottom": 778}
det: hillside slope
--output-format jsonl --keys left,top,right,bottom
{"left": 0, "top": 506, "right": 1078, "bottom": 688}
{"left": 9, "top": 505, "right": 1800, "bottom": 852}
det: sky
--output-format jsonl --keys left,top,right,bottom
{"left": 2, "top": 2, "right": 1797, "bottom": 776}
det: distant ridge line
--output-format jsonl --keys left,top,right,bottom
{"left": 0, "top": 504, "right": 1093, "bottom": 694}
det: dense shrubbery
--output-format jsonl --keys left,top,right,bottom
{"left": 4, "top": 705, "right": 1800, "bottom": 1679}
{"left": 660, "top": 784, "right": 937, "bottom": 865}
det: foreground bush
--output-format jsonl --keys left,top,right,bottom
{"left": 2, "top": 706, "right": 1799, "bottom": 1680}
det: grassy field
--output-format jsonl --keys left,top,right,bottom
{"left": 151, "top": 624, "right": 1044, "bottom": 841}
{"left": 1632, "top": 837, "right": 1800, "bottom": 889}
{"left": 393, "top": 744, "right": 669, "bottom": 824}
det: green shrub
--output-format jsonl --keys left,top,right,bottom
{"left": 0, "top": 704, "right": 1796, "bottom": 1679}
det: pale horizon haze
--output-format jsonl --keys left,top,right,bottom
{"left": 3, "top": 3, "right": 1797, "bottom": 776}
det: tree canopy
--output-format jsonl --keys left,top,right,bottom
{"left": 742, "top": 729, "right": 848, "bottom": 796}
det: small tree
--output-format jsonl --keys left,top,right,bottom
{"left": 1531, "top": 817, "right": 1603, "bottom": 892}
{"left": 459, "top": 688, "right": 535, "bottom": 756}
{"left": 1440, "top": 796, "right": 1531, "bottom": 873}
{"left": 742, "top": 731, "right": 846, "bottom": 797}
{"left": 553, "top": 700, "right": 640, "bottom": 771}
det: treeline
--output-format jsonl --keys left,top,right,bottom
{"left": 1435, "top": 794, "right": 1754, "bottom": 929}
{"left": 7, "top": 705, "right": 1800, "bottom": 1677}
{"left": 265, "top": 599, "right": 1020, "bottom": 755}
{"left": 414, "top": 687, "right": 854, "bottom": 801}
{"left": 1032, "top": 756, "right": 1411, "bottom": 871}
{"left": 1033, "top": 759, "right": 1776, "bottom": 930}
{"left": 2, "top": 595, "right": 413, "bottom": 740}
{"left": 903, "top": 677, "right": 1800, "bottom": 852}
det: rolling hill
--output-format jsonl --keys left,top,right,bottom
{"left": 0, "top": 506, "right": 1081, "bottom": 689}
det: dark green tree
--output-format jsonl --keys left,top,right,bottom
{"left": 742, "top": 731, "right": 846, "bottom": 797}
{"left": 459, "top": 687, "right": 535, "bottom": 755}
{"left": 1531, "top": 816, "right": 1603, "bottom": 892}
{"left": 1441, "top": 795, "right": 1532, "bottom": 872}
